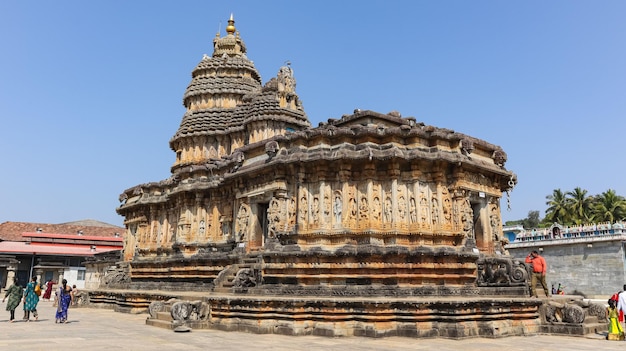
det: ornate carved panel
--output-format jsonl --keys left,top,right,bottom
{"left": 235, "top": 202, "right": 251, "bottom": 242}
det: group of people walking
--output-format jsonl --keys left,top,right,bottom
{"left": 2, "top": 277, "right": 74, "bottom": 323}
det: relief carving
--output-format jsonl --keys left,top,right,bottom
{"left": 442, "top": 188, "right": 452, "bottom": 224}
{"left": 312, "top": 197, "right": 320, "bottom": 224}
{"left": 348, "top": 196, "right": 357, "bottom": 221}
{"left": 323, "top": 189, "right": 332, "bottom": 223}
{"left": 398, "top": 195, "right": 406, "bottom": 221}
{"left": 288, "top": 197, "right": 296, "bottom": 227}
{"left": 372, "top": 197, "right": 381, "bottom": 221}
{"left": 199, "top": 220, "right": 206, "bottom": 236}
{"left": 236, "top": 203, "right": 251, "bottom": 241}
{"left": 409, "top": 197, "right": 417, "bottom": 224}
{"left": 431, "top": 198, "right": 440, "bottom": 225}
{"left": 359, "top": 197, "right": 369, "bottom": 220}
{"left": 268, "top": 197, "right": 283, "bottom": 238}
{"left": 333, "top": 191, "right": 342, "bottom": 224}
{"left": 299, "top": 193, "right": 308, "bottom": 224}
{"left": 384, "top": 196, "right": 392, "bottom": 223}
{"left": 490, "top": 200, "right": 501, "bottom": 241}
{"left": 461, "top": 199, "right": 474, "bottom": 238}
{"left": 177, "top": 211, "right": 192, "bottom": 241}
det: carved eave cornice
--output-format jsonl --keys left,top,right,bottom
{"left": 164, "top": 110, "right": 515, "bottom": 191}
{"left": 123, "top": 216, "right": 148, "bottom": 225}
{"left": 119, "top": 110, "right": 515, "bottom": 214}
{"left": 228, "top": 142, "right": 514, "bottom": 184}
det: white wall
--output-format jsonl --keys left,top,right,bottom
{"left": 63, "top": 267, "right": 86, "bottom": 289}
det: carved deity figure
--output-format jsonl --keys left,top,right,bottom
{"left": 177, "top": 212, "right": 191, "bottom": 240}
{"left": 333, "top": 193, "right": 342, "bottom": 224}
{"left": 431, "top": 198, "right": 440, "bottom": 225}
{"left": 442, "top": 201, "right": 450, "bottom": 223}
{"left": 490, "top": 203, "right": 500, "bottom": 241}
{"left": 268, "top": 198, "right": 282, "bottom": 237}
{"left": 199, "top": 220, "right": 206, "bottom": 236}
{"left": 299, "top": 195, "right": 308, "bottom": 224}
{"left": 409, "top": 197, "right": 417, "bottom": 223}
{"left": 461, "top": 199, "right": 474, "bottom": 238}
{"left": 236, "top": 204, "right": 250, "bottom": 241}
{"left": 384, "top": 197, "right": 392, "bottom": 223}
{"left": 359, "top": 197, "right": 368, "bottom": 220}
{"left": 288, "top": 198, "right": 296, "bottom": 226}
{"left": 312, "top": 197, "right": 320, "bottom": 224}
{"left": 398, "top": 196, "right": 406, "bottom": 221}
{"left": 490, "top": 214, "right": 500, "bottom": 241}
{"left": 372, "top": 197, "right": 381, "bottom": 221}
{"left": 323, "top": 194, "right": 331, "bottom": 223}
{"left": 348, "top": 197, "right": 357, "bottom": 220}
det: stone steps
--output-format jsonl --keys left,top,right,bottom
{"left": 146, "top": 300, "right": 210, "bottom": 330}
{"left": 146, "top": 317, "right": 175, "bottom": 330}
{"left": 217, "top": 262, "right": 254, "bottom": 289}
{"left": 156, "top": 311, "right": 173, "bottom": 322}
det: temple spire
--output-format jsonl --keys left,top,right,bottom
{"left": 226, "top": 13, "right": 236, "bottom": 35}
{"left": 212, "top": 14, "right": 246, "bottom": 57}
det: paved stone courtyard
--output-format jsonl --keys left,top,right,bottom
{"left": 0, "top": 300, "right": 622, "bottom": 351}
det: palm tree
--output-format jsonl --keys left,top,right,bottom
{"left": 545, "top": 189, "right": 570, "bottom": 224}
{"left": 592, "top": 189, "right": 626, "bottom": 223}
{"left": 566, "top": 187, "right": 594, "bottom": 224}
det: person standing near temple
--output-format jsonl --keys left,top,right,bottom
{"left": 42, "top": 279, "right": 54, "bottom": 301}
{"left": 22, "top": 276, "right": 40, "bottom": 321}
{"left": 525, "top": 250, "right": 550, "bottom": 298}
{"left": 612, "top": 284, "right": 626, "bottom": 330}
{"left": 2, "top": 277, "right": 23, "bottom": 322}
{"left": 55, "top": 279, "right": 73, "bottom": 323}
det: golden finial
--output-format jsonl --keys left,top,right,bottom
{"left": 226, "top": 13, "right": 235, "bottom": 34}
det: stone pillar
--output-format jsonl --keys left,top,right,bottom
{"left": 35, "top": 269, "right": 43, "bottom": 285}
{"left": 4, "top": 266, "right": 16, "bottom": 290}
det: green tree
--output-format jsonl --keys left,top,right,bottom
{"left": 522, "top": 210, "right": 541, "bottom": 228}
{"left": 566, "top": 187, "right": 594, "bottom": 224}
{"left": 592, "top": 189, "right": 626, "bottom": 223}
{"left": 544, "top": 189, "right": 570, "bottom": 224}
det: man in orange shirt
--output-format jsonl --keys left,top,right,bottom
{"left": 525, "top": 250, "right": 550, "bottom": 298}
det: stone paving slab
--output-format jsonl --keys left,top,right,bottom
{"left": 0, "top": 299, "right": 621, "bottom": 351}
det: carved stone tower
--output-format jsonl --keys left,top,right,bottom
{"left": 109, "top": 15, "right": 543, "bottom": 339}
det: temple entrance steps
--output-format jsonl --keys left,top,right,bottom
{"left": 212, "top": 254, "right": 262, "bottom": 293}
{"left": 145, "top": 306, "right": 174, "bottom": 330}
{"left": 145, "top": 299, "right": 210, "bottom": 331}
{"left": 211, "top": 265, "right": 240, "bottom": 292}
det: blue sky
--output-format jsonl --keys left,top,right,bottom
{"left": 1, "top": 1, "right": 624, "bottom": 227}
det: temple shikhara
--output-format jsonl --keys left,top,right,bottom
{"left": 86, "top": 15, "right": 606, "bottom": 338}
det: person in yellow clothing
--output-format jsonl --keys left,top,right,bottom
{"left": 525, "top": 250, "right": 550, "bottom": 298}
{"left": 607, "top": 298, "right": 625, "bottom": 340}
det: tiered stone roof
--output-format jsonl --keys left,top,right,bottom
{"left": 170, "top": 15, "right": 308, "bottom": 153}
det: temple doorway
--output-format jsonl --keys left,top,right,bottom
{"left": 258, "top": 203, "right": 269, "bottom": 246}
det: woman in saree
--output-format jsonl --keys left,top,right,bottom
{"left": 55, "top": 279, "right": 73, "bottom": 323}
{"left": 2, "top": 277, "right": 23, "bottom": 322}
{"left": 42, "top": 280, "right": 54, "bottom": 301}
{"left": 607, "top": 298, "right": 625, "bottom": 340}
{"left": 22, "top": 276, "right": 39, "bottom": 321}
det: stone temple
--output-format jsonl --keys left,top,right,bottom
{"left": 87, "top": 15, "right": 562, "bottom": 338}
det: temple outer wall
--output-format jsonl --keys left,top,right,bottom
{"left": 507, "top": 239, "right": 626, "bottom": 298}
